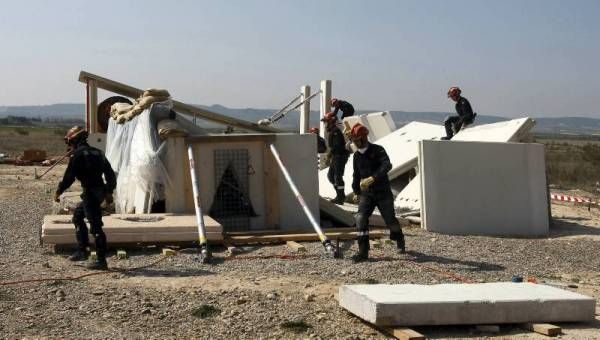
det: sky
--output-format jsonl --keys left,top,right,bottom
{"left": 0, "top": 0, "right": 599, "bottom": 118}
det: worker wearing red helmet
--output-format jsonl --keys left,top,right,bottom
{"left": 442, "top": 86, "right": 477, "bottom": 140}
{"left": 54, "top": 126, "right": 116, "bottom": 270}
{"left": 349, "top": 123, "right": 405, "bottom": 262}
{"left": 330, "top": 98, "right": 355, "bottom": 119}
{"left": 321, "top": 112, "right": 351, "bottom": 204}
{"left": 309, "top": 127, "right": 327, "bottom": 154}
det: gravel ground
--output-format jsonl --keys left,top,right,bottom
{"left": 1, "top": 164, "right": 599, "bottom": 339}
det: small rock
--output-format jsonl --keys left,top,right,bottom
{"left": 42, "top": 262, "right": 51, "bottom": 268}
{"left": 56, "top": 296, "right": 65, "bottom": 302}
{"left": 55, "top": 290, "right": 65, "bottom": 297}
{"left": 141, "top": 308, "right": 152, "bottom": 315}
{"left": 304, "top": 293, "right": 315, "bottom": 302}
{"left": 304, "top": 283, "right": 313, "bottom": 288}
{"left": 267, "top": 293, "right": 277, "bottom": 300}
{"left": 236, "top": 298, "right": 247, "bottom": 305}
{"left": 92, "top": 291, "right": 104, "bottom": 296}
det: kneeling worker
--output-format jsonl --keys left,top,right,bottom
{"left": 442, "top": 86, "right": 476, "bottom": 140}
{"left": 350, "top": 123, "right": 405, "bottom": 262}
{"left": 54, "top": 126, "right": 116, "bottom": 270}
{"left": 322, "top": 112, "right": 350, "bottom": 204}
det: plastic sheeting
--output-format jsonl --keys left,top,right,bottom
{"left": 105, "top": 101, "right": 173, "bottom": 213}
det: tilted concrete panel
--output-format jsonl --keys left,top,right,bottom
{"left": 419, "top": 140, "right": 549, "bottom": 236}
{"left": 339, "top": 283, "right": 596, "bottom": 326}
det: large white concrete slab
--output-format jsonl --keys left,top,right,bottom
{"left": 393, "top": 173, "right": 421, "bottom": 211}
{"left": 419, "top": 140, "right": 549, "bottom": 236}
{"left": 339, "top": 283, "right": 596, "bottom": 326}
{"left": 364, "top": 111, "right": 396, "bottom": 141}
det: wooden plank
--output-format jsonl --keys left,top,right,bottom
{"left": 386, "top": 327, "right": 426, "bottom": 340}
{"left": 263, "top": 143, "right": 280, "bottom": 229}
{"left": 521, "top": 323, "right": 561, "bottom": 337}
{"left": 228, "top": 230, "right": 385, "bottom": 245}
{"left": 286, "top": 241, "right": 306, "bottom": 252}
{"left": 43, "top": 231, "right": 223, "bottom": 245}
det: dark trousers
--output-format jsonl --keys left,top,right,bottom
{"left": 72, "top": 187, "right": 107, "bottom": 261}
{"left": 327, "top": 154, "right": 349, "bottom": 193}
{"left": 444, "top": 116, "right": 464, "bottom": 139}
{"left": 355, "top": 191, "right": 403, "bottom": 255}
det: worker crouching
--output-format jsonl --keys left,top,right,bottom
{"left": 350, "top": 123, "right": 405, "bottom": 262}
{"left": 322, "top": 112, "right": 351, "bottom": 205}
{"left": 54, "top": 126, "right": 116, "bottom": 270}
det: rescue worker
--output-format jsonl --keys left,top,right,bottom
{"left": 442, "top": 86, "right": 476, "bottom": 140}
{"left": 54, "top": 126, "right": 116, "bottom": 270}
{"left": 309, "top": 127, "right": 327, "bottom": 154}
{"left": 331, "top": 98, "right": 355, "bottom": 119}
{"left": 322, "top": 112, "right": 350, "bottom": 204}
{"left": 350, "top": 123, "right": 405, "bottom": 262}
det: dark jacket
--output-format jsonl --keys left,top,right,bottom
{"left": 56, "top": 143, "right": 117, "bottom": 195}
{"left": 455, "top": 96, "right": 474, "bottom": 119}
{"left": 316, "top": 135, "right": 327, "bottom": 153}
{"left": 352, "top": 143, "right": 392, "bottom": 195}
{"left": 327, "top": 127, "right": 350, "bottom": 157}
{"left": 332, "top": 100, "right": 355, "bottom": 118}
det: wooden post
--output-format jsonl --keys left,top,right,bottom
{"left": 299, "top": 85, "right": 311, "bottom": 134}
{"left": 88, "top": 79, "right": 98, "bottom": 133}
{"left": 165, "top": 136, "right": 187, "bottom": 213}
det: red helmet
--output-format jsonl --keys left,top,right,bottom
{"left": 64, "top": 126, "right": 88, "bottom": 145}
{"left": 350, "top": 123, "right": 369, "bottom": 138}
{"left": 308, "top": 127, "right": 319, "bottom": 134}
{"left": 330, "top": 98, "right": 339, "bottom": 106}
{"left": 447, "top": 86, "right": 461, "bottom": 98}
{"left": 320, "top": 111, "right": 337, "bottom": 123}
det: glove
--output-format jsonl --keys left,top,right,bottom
{"left": 359, "top": 176, "right": 375, "bottom": 191}
{"left": 351, "top": 193, "right": 360, "bottom": 204}
{"left": 53, "top": 192, "right": 61, "bottom": 203}
{"left": 343, "top": 126, "right": 351, "bottom": 139}
{"left": 104, "top": 192, "right": 114, "bottom": 205}
{"left": 323, "top": 152, "right": 332, "bottom": 167}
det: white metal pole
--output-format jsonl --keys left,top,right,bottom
{"left": 187, "top": 144, "right": 208, "bottom": 246}
{"left": 299, "top": 85, "right": 311, "bottom": 134}
{"left": 269, "top": 144, "right": 328, "bottom": 243}
{"left": 319, "top": 80, "right": 332, "bottom": 139}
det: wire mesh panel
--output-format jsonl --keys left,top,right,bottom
{"left": 209, "top": 149, "right": 256, "bottom": 231}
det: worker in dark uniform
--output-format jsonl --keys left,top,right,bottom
{"left": 322, "top": 112, "right": 350, "bottom": 204}
{"left": 54, "top": 126, "right": 116, "bottom": 270}
{"left": 331, "top": 98, "right": 355, "bottom": 119}
{"left": 309, "top": 127, "right": 327, "bottom": 154}
{"left": 350, "top": 123, "right": 405, "bottom": 262}
{"left": 442, "top": 86, "right": 476, "bottom": 140}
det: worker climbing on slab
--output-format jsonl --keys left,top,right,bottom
{"left": 349, "top": 123, "right": 405, "bottom": 262}
{"left": 322, "top": 112, "right": 351, "bottom": 205}
{"left": 54, "top": 126, "right": 116, "bottom": 270}
{"left": 331, "top": 98, "right": 355, "bottom": 119}
{"left": 442, "top": 86, "right": 477, "bottom": 140}
{"left": 309, "top": 127, "right": 327, "bottom": 154}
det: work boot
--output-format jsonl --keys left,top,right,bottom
{"left": 352, "top": 235, "right": 370, "bottom": 263}
{"left": 87, "top": 259, "right": 108, "bottom": 270}
{"left": 68, "top": 249, "right": 88, "bottom": 262}
{"left": 330, "top": 190, "right": 346, "bottom": 205}
{"left": 390, "top": 230, "right": 406, "bottom": 254}
{"left": 441, "top": 136, "right": 452, "bottom": 141}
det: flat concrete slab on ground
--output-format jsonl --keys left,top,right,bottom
{"left": 339, "top": 282, "right": 596, "bottom": 326}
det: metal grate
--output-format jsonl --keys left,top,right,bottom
{"left": 209, "top": 149, "right": 256, "bottom": 231}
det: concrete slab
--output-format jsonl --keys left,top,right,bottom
{"left": 364, "top": 111, "right": 396, "bottom": 141}
{"left": 339, "top": 283, "right": 596, "bottom": 326}
{"left": 394, "top": 173, "right": 421, "bottom": 211}
{"left": 419, "top": 140, "right": 549, "bottom": 236}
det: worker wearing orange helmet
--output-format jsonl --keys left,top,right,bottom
{"left": 442, "top": 86, "right": 477, "bottom": 140}
{"left": 330, "top": 98, "right": 355, "bottom": 119}
{"left": 321, "top": 112, "right": 351, "bottom": 204}
{"left": 54, "top": 126, "right": 116, "bottom": 270}
{"left": 349, "top": 123, "right": 405, "bottom": 262}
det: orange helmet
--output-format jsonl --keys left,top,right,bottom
{"left": 308, "top": 127, "right": 319, "bottom": 134}
{"left": 447, "top": 86, "right": 461, "bottom": 98}
{"left": 64, "top": 126, "right": 88, "bottom": 145}
{"left": 320, "top": 111, "right": 337, "bottom": 123}
{"left": 350, "top": 123, "right": 369, "bottom": 138}
{"left": 330, "top": 98, "right": 339, "bottom": 106}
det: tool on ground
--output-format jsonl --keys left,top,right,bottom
{"left": 269, "top": 143, "right": 341, "bottom": 258}
{"left": 258, "top": 91, "right": 322, "bottom": 126}
{"left": 34, "top": 150, "right": 73, "bottom": 180}
{"left": 187, "top": 144, "right": 212, "bottom": 263}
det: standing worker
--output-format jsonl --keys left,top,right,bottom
{"left": 331, "top": 98, "right": 355, "bottom": 119}
{"left": 349, "top": 123, "right": 405, "bottom": 262}
{"left": 322, "top": 112, "right": 350, "bottom": 204}
{"left": 309, "top": 127, "right": 327, "bottom": 154}
{"left": 442, "top": 86, "right": 476, "bottom": 140}
{"left": 54, "top": 126, "right": 116, "bottom": 270}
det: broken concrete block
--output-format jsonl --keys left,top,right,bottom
{"left": 162, "top": 248, "right": 176, "bottom": 257}
{"left": 116, "top": 250, "right": 127, "bottom": 259}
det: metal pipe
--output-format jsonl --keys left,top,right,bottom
{"left": 34, "top": 150, "right": 73, "bottom": 180}
{"left": 187, "top": 144, "right": 211, "bottom": 262}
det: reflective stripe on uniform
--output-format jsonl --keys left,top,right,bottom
{"left": 357, "top": 231, "right": 369, "bottom": 237}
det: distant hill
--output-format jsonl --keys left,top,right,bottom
{"left": 1, "top": 103, "right": 599, "bottom": 135}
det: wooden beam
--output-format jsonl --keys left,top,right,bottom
{"left": 521, "top": 323, "right": 561, "bottom": 337}
{"left": 286, "top": 241, "right": 306, "bottom": 252}
{"left": 227, "top": 230, "right": 385, "bottom": 245}
{"left": 385, "top": 327, "right": 426, "bottom": 340}
{"left": 78, "top": 70, "right": 280, "bottom": 133}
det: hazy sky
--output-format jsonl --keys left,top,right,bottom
{"left": 1, "top": 0, "right": 599, "bottom": 117}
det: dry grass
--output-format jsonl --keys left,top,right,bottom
{"left": 0, "top": 126, "right": 67, "bottom": 158}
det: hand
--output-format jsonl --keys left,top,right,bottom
{"left": 323, "top": 152, "right": 332, "bottom": 167}
{"left": 359, "top": 176, "right": 375, "bottom": 191}
{"left": 343, "top": 126, "right": 351, "bottom": 138}
{"left": 104, "top": 193, "right": 114, "bottom": 205}
{"left": 53, "top": 192, "right": 61, "bottom": 203}
{"left": 351, "top": 193, "right": 360, "bottom": 204}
